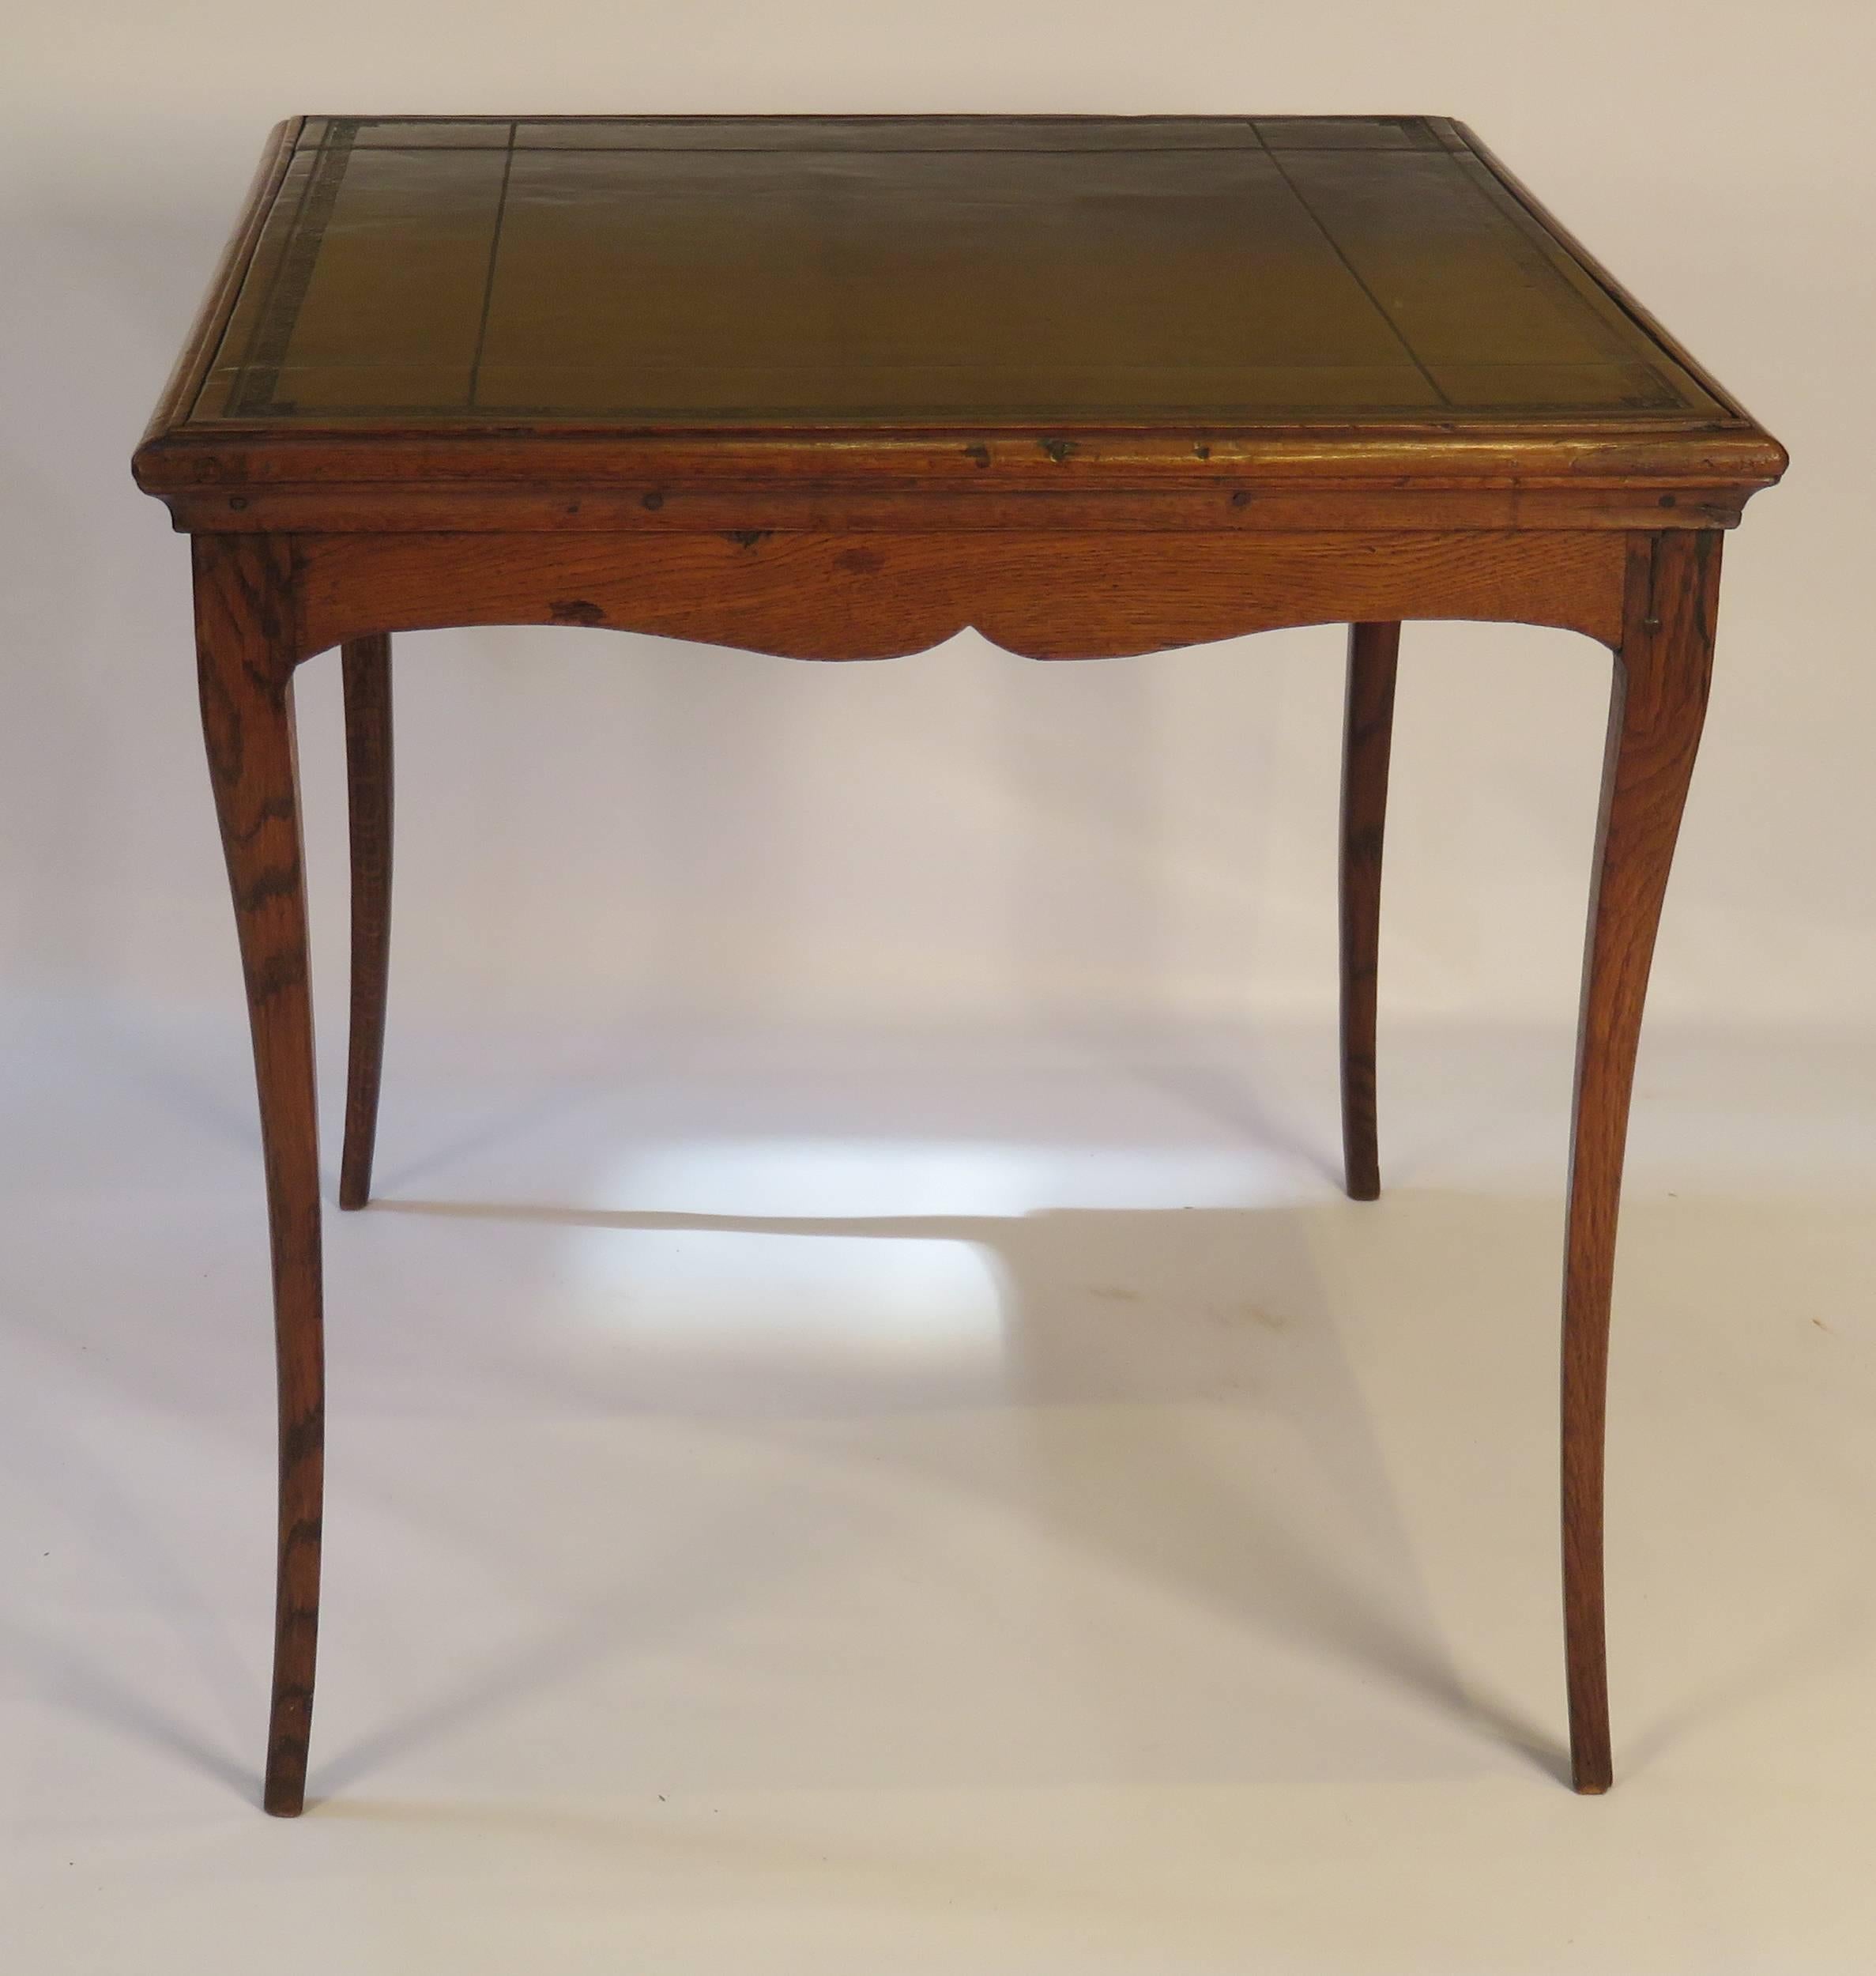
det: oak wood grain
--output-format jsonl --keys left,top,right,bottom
{"left": 1561, "top": 529, "right": 1720, "bottom": 1793}
{"left": 192, "top": 534, "right": 324, "bottom": 1817}
{"left": 151, "top": 481, "right": 1761, "bottom": 538}
{"left": 292, "top": 528, "right": 1629, "bottom": 662}
{"left": 136, "top": 427, "right": 1786, "bottom": 542}
{"left": 136, "top": 425, "right": 1787, "bottom": 491}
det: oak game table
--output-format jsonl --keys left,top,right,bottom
{"left": 134, "top": 115, "right": 1787, "bottom": 1815}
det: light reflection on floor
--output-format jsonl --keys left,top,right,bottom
{"left": 574, "top": 1224, "right": 1006, "bottom": 1359}
{"left": 567, "top": 1136, "right": 1290, "bottom": 1361}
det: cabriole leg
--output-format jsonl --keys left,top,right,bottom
{"left": 194, "top": 535, "right": 323, "bottom": 1816}
{"left": 1561, "top": 531, "right": 1719, "bottom": 1793}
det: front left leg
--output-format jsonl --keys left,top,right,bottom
{"left": 193, "top": 534, "right": 324, "bottom": 1816}
{"left": 1561, "top": 530, "right": 1720, "bottom": 1793}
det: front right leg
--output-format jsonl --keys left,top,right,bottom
{"left": 193, "top": 534, "right": 324, "bottom": 1816}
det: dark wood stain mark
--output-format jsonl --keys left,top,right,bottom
{"left": 191, "top": 534, "right": 324, "bottom": 1818}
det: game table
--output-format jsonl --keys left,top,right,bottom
{"left": 133, "top": 114, "right": 1787, "bottom": 1813}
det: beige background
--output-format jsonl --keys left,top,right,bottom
{"left": 4, "top": 7, "right": 1875, "bottom": 1975}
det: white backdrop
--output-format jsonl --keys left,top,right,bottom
{"left": 2, "top": 0, "right": 1868, "bottom": 1037}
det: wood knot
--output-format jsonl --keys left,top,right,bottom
{"left": 548, "top": 598, "right": 608, "bottom": 625}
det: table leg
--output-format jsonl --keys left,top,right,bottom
{"left": 338, "top": 635, "right": 394, "bottom": 1211}
{"left": 1339, "top": 621, "right": 1400, "bottom": 1201}
{"left": 193, "top": 537, "right": 324, "bottom": 1816}
{"left": 1561, "top": 531, "right": 1719, "bottom": 1793}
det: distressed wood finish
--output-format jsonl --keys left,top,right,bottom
{"left": 1561, "top": 531, "right": 1720, "bottom": 1793}
{"left": 339, "top": 635, "right": 393, "bottom": 1210}
{"left": 192, "top": 534, "right": 324, "bottom": 1817}
{"left": 1339, "top": 621, "right": 1401, "bottom": 1201}
{"left": 137, "top": 115, "right": 1785, "bottom": 1816}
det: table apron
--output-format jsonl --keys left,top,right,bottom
{"left": 277, "top": 526, "right": 1630, "bottom": 662}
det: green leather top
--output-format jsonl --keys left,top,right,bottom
{"left": 189, "top": 115, "right": 1725, "bottom": 428}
